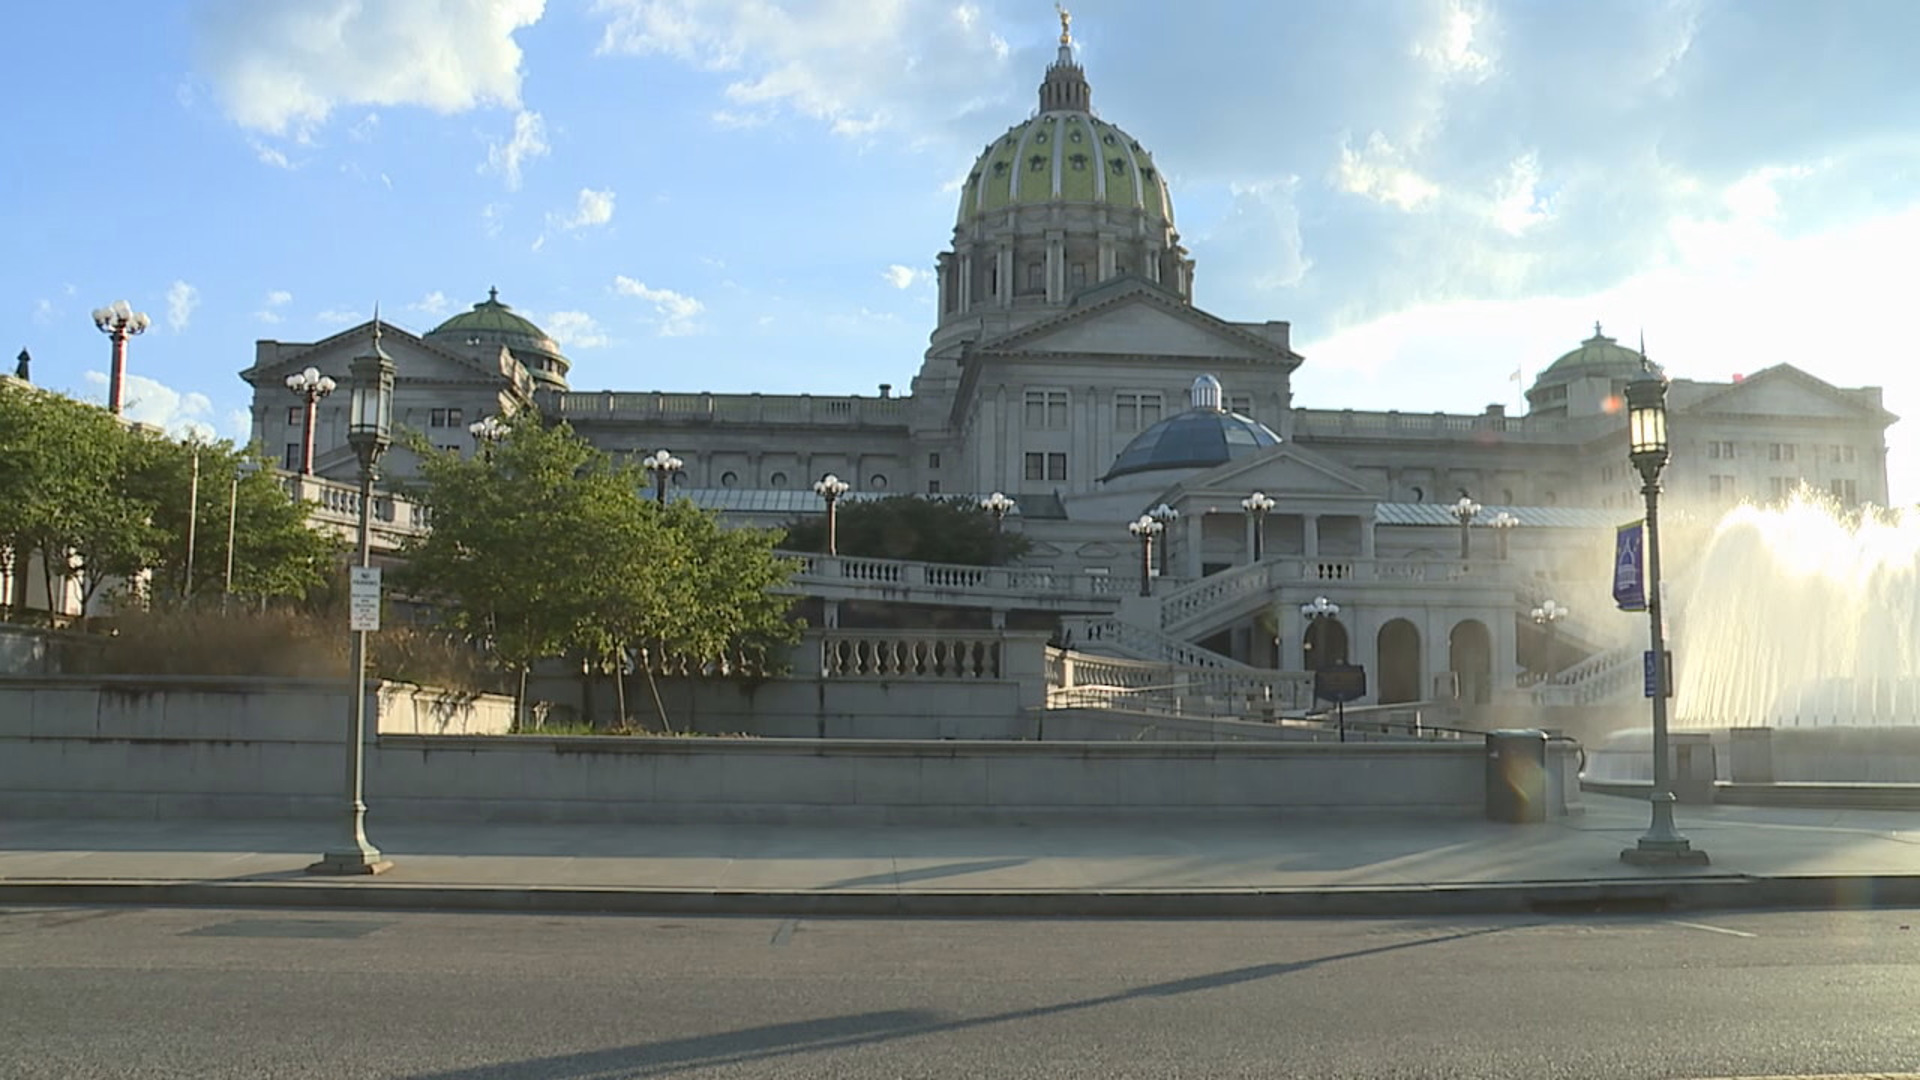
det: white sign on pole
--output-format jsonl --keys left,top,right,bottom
{"left": 349, "top": 566, "right": 382, "bottom": 632}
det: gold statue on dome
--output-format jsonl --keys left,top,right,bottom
{"left": 1057, "top": 4, "right": 1072, "bottom": 45}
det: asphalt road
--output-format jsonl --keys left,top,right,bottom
{"left": 3, "top": 905, "right": 1919, "bottom": 1079}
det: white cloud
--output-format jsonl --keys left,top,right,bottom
{"left": 315, "top": 308, "right": 362, "bottom": 326}
{"left": 612, "top": 275, "right": 705, "bottom": 336}
{"left": 409, "top": 290, "right": 451, "bottom": 317}
{"left": 881, "top": 264, "right": 926, "bottom": 289}
{"left": 1414, "top": 0, "right": 1494, "bottom": 82}
{"left": 33, "top": 299, "right": 56, "bottom": 325}
{"left": 1489, "top": 153, "right": 1551, "bottom": 236}
{"left": 482, "top": 109, "right": 549, "bottom": 190}
{"left": 255, "top": 289, "right": 294, "bottom": 324}
{"left": 552, "top": 187, "right": 616, "bottom": 230}
{"left": 541, "top": 310, "right": 611, "bottom": 348}
{"left": 481, "top": 202, "right": 507, "bottom": 238}
{"left": 195, "top": 0, "right": 545, "bottom": 137}
{"left": 166, "top": 281, "right": 201, "bottom": 332}
{"left": 1333, "top": 132, "right": 1441, "bottom": 211}
{"left": 81, "top": 371, "right": 221, "bottom": 440}
{"left": 250, "top": 140, "right": 293, "bottom": 169}
{"left": 592, "top": 0, "right": 1019, "bottom": 142}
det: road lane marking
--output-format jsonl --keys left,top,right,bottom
{"left": 1666, "top": 919, "right": 1757, "bottom": 939}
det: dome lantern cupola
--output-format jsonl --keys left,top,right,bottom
{"left": 1039, "top": 5, "right": 1091, "bottom": 113}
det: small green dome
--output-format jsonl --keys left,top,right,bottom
{"left": 1543, "top": 324, "right": 1645, "bottom": 378}
{"left": 426, "top": 288, "right": 569, "bottom": 389}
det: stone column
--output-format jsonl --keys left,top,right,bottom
{"left": 1046, "top": 233, "right": 1065, "bottom": 304}
{"left": 1360, "top": 514, "right": 1376, "bottom": 559}
{"left": 1304, "top": 514, "right": 1321, "bottom": 559}
{"left": 958, "top": 252, "right": 974, "bottom": 311}
{"left": 1185, "top": 512, "right": 1203, "bottom": 578}
{"left": 998, "top": 245, "right": 1014, "bottom": 307}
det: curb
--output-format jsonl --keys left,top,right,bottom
{"left": 7, "top": 875, "right": 1920, "bottom": 918}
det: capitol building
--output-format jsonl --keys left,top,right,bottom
{"left": 240, "top": 25, "right": 1895, "bottom": 708}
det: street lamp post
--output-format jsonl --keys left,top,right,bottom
{"left": 1241, "top": 491, "right": 1275, "bottom": 562}
{"left": 183, "top": 443, "right": 201, "bottom": 601}
{"left": 468, "top": 415, "right": 511, "bottom": 461}
{"left": 979, "top": 491, "right": 1017, "bottom": 531}
{"left": 1620, "top": 358, "right": 1708, "bottom": 866}
{"left": 1300, "top": 595, "right": 1344, "bottom": 740}
{"left": 91, "top": 300, "right": 151, "bottom": 416}
{"left": 1488, "top": 511, "right": 1519, "bottom": 560}
{"left": 642, "top": 449, "right": 685, "bottom": 505}
{"left": 1128, "top": 515, "right": 1163, "bottom": 597}
{"left": 1149, "top": 502, "right": 1179, "bottom": 577}
{"left": 309, "top": 321, "right": 395, "bottom": 876}
{"left": 1451, "top": 494, "right": 1481, "bottom": 560}
{"left": 284, "top": 367, "right": 338, "bottom": 476}
{"left": 222, "top": 459, "right": 260, "bottom": 612}
{"left": 814, "top": 474, "right": 851, "bottom": 555}
{"left": 1531, "top": 599, "right": 1567, "bottom": 680}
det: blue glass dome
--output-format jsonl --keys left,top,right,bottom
{"left": 1104, "top": 407, "right": 1281, "bottom": 480}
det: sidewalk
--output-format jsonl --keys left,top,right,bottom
{"left": 5, "top": 796, "right": 1920, "bottom": 917}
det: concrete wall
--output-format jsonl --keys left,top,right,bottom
{"left": 533, "top": 675, "right": 1032, "bottom": 740}
{"left": 0, "top": 677, "right": 1492, "bottom": 822}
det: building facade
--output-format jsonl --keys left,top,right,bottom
{"left": 237, "top": 28, "right": 1897, "bottom": 707}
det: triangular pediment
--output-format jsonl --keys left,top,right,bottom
{"left": 1681, "top": 364, "right": 1893, "bottom": 422}
{"left": 1176, "top": 442, "right": 1381, "bottom": 500}
{"left": 979, "top": 286, "right": 1297, "bottom": 364}
{"left": 242, "top": 321, "right": 522, "bottom": 389}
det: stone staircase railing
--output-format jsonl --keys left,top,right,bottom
{"left": 1059, "top": 616, "right": 1252, "bottom": 670}
{"left": 1045, "top": 647, "right": 1315, "bottom": 716}
{"left": 1533, "top": 645, "right": 1641, "bottom": 706}
{"left": 778, "top": 552, "right": 1128, "bottom": 609}
{"left": 1156, "top": 556, "right": 1517, "bottom": 638}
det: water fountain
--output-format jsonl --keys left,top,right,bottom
{"left": 1671, "top": 494, "right": 1920, "bottom": 729}
{"left": 1586, "top": 494, "right": 1920, "bottom": 788}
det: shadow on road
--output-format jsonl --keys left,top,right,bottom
{"left": 406, "top": 924, "right": 1524, "bottom": 1078}
{"left": 822, "top": 857, "right": 1029, "bottom": 889}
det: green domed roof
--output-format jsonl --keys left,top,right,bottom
{"left": 1543, "top": 324, "right": 1646, "bottom": 378}
{"left": 427, "top": 288, "right": 555, "bottom": 349}
{"left": 954, "top": 39, "right": 1173, "bottom": 228}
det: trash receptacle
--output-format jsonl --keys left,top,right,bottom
{"left": 1486, "top": 729, "right": 1549, "bottom": 823}
{"left": 1670, "top": 732, "right": 1716, "bottom": 804}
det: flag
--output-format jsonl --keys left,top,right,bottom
{"left": 1508, "top": 367, "right": 1522, "bottom": 383}
{"left": 1613, "top": 520, "right": 1646, "bottom": 612}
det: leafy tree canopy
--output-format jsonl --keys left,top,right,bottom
{"left": 396, "top": 417, "right": 800, "bottom": 681}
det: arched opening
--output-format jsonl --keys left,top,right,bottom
{"left": 1449, "top": 619, "right": 1494, "bottom": 705}
{"left": 1377, "top": 619, "right": 1422, "bottom": 704}
{"left": 1303, "top": 618, "right": 1349, "bottom": 671}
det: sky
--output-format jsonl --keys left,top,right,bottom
{"left": 7, "top": 0, "right": 1918, "bottom": 504}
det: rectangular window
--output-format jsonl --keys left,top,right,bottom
{"left": 927, "top": 480, "right": 941, "bottom": 494}
{"left": 284, "top": 443, "right": 301, "bottom": 470}
{"left": 1831, "top": 478, "right": 1858, "bottom": 503}
{"left": 1024, "top": 389, "right": 1068, "bottom": 429}
{"left": 1069, "top": 262, "right": 1087, "bottom": 287}
{"left": 927, "top": 452, "right": 941, "bottom": 469}
{"left": 1845, "top": 446, "right": 1857, "bottom": 464}
{"left": 1769, "top": 442, "right": 1795, "bottom": 462}
{"left": 1707, "top": 440, "right": 1736, "bottom": 460}
{"left": 1709, "top": 475, "right": 1735, "bottom": 497}
{"left": 287, "top": 406, "right": 304, "bottom": 426}
{"left": 1228, "top": 394, "right": 1253, "bottom": 417}
{"left": 1023, "top": 452, "right": 1068, "bottom": 482}
{"left": 1114, "top": 391, "right": 1164, "bottom": 431}
{"left": 1770, "top": 476, "right": 1791, "bottom": 500}
{"left": 1027, "top": 262, "right": 1044, "bottom": 290}
{"left": 430, "top": 408, "right": 448, "bottom": 428}
{"left": 448, "top": 407, "right": 464, "bottom": 428}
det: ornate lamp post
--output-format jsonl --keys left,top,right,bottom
{"left": 1531, "top": 599, "right": 1567, "bottom": 679}
{"left": 1300, "top": 595, "right": 1343, "bottom": 737}
{"left": 284, "top": 366, "right": 337, "bottom": 476}
{"left": 1128, "top": 514, "right": 1163, "bottom": 597}
{"left": 1620, "top": 359, "right": 1707, "bottom": 866}
{"left": 1149, "top": 502, "right": 1179, "bottom": 577}
{"left": 309, "top": 321, "right": 395, "bottom": 876}
{"left": 980, "top": 491, "right": 1017, "bottom": 530}
{"left": 91, "top": 300, "right": 150, "bottom": 416}
{"left": 468, "top": 415, "right": 511, "bottom": 461}
{"left": 1450, "top": 494, "right": 1481, "bottom": 560}
{"left": 1241, "top": 491, "right": 1275, "bottom": 562}
{"left": 814, "top": 473, "right": 851, "bottom": 555}
{"left": 642, "top": 449, "right": 685, "bottom": 506}
{"left": 1488, "top": 510, "right": 1519, "bottom": 560}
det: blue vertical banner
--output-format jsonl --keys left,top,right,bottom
{"left": 1613, "top": 520, "right": 1646, "bottom": 612}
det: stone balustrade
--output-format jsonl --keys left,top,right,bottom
{"left": 547, "top": 391, "right": 911, "bottom": 428}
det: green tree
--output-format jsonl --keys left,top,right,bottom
{"left": 781, "top": 494, "right": 1030, "bottom": 565}
{"left": 398, "top": 417, "right": 799, "bottom": 728}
